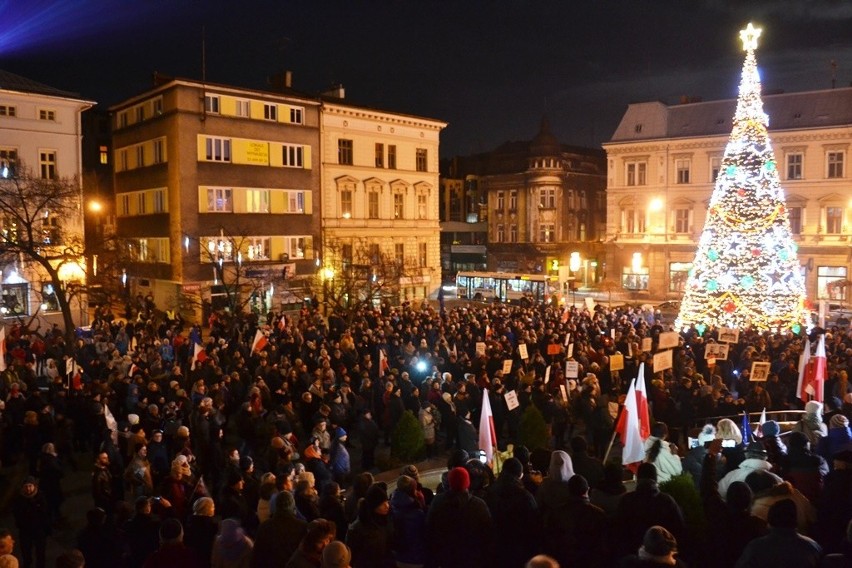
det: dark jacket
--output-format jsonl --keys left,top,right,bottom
{"left": 484, "top": 474, "right": 540, "bottom": 568}
{"left": 817, "top": 468, "right": 852, "bottom": 554}
{"left": 426, "top": 489, "right": 492, "bottom": 568}
{"left": 389, "top": 489, "right": 427, "bottom": 566}
{"left": 184, "top": 514, "right": 219, "bottom": 568}
{"left": 542, "top": 493, "right": 607, "bottom": 568}
{"left": 346, "top": 504, "right": 394, "bottom": 568}
{"left": 251, "top": 510, "right": 307, "bottom": 568}
{"left": 734, "top": 527, "right": 822, "bottom": 567}
{"left": 456, "top": 417, "right": 478, "bottom": 456}
{"left": 611, "top": 479, "right": 686, "bottom": 561}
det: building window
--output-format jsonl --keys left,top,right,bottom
{"left": 153, "top": 139, "right": 165, "bottom": 164}
{"left": 119, "top": 194, "right": 130, "bottom": 216}
{"left": 207, "top": 188, "right": 233, "bottom": 212}
{"left": 539, "top": 223, "right": 554, "bottom": 243}
{"left": 246, "top": 237, "right": 271, "bottom": 261}
{"left": 246, "top": 189, "right": 270, "bottom": 213}
{"left": 826, "top": 206, "right": 843, "bottom": 234}
{"left": 204, "top": 237, "right": 234, "bottom": 262}
{"left": 622, "top": 265, "right": 649, "bottom": 291}
{"left": 341, "top": 190, "right": 353, "bottom": 218}
{"left": 0, "top": 148, "right": 18, "bottom": 176}
{"left": 417, "top": 194, "right": 427, "bottom": 219}
{"left": 626, "top": 161, "right": 647, "bottom": 186}
{"left": 118, "top": 112, "right": 128, "bottom": 128}
{"left": 0, "top": 105, "right": 16, "bottom": 117}
{"left": 393, "top": 193, "right": 404, "bottom": 219}
{"left": 153, "top": 98, "right": 163, "bottom": 115}
{"left": 818, "top": 266, "right": 847, "bottom": 300}
{"left": 496, "top": 191, "right": 505, "bottom": 210}
{"left": 287, "top": 191, "right": 305, "bottom": 213}
{"left": 284, "top": 236, "right": 311, "bottom": 259}
{"left": 263, "top": 103, "right": 277, "bottom": 121}
{"left": 388, "top": 145, "right": 397, "bottom": 169}
{"left": 41, "top": 284, "right": 60, "bottom": 312}
{"left": 416, "top": 149, "right": 427, "bottom": 172}
{"left": 675, "top": 159, "right": 690, "bottom": 184}
{"left": 1, "top": 283, "right": 28, "bottom": 315}
{"left": 375, "top": 143, "right": 384, "bottom": 168}
{"left": 39, "top": 109, "right": 56, "bottom": 121}
{"left": 204, "top": 95, "right": 220, "bottom": 114}
{"left": 827, "top": 151, "right": 845, "bottom": 179}
{"left": 395, "top": 243, "right": 405, "bottom": 266}
{"left": 368, "top": 243, "right": 380, "bottom": 264}
{"left": 135, "top": 106, "right": 145, "bottom": 122}
{"left": 669, "top": 262, "right": 692, "bottom": 293}
{"left": 368, "top": 192, "right": 379, "bottom": 219}
{"left": 282, "top": 144, "right": 303, "bottom": 168}
{"left": 710, "top": 157, "right": 721, "bottom": 182}
{"left": 135, "top": 146, "right": 145, "bottom": 167}
{"left": 674, "top": 208, "right": 690, "bottom": 233}
{"left": 509, "top": 224, "right": 518, "bottom": 242}
{"left": 418, "top": 242, "right": 427, "bottom": 268}
{"left": 118, "top": 149, "right": 128, "bottom": 171}
{"left": 235, "top": 99, "right": 250, "bottom": 117}
{"left": 788, "top": 206, "right": 802, "bottom": 235}
{"left": 136, "top": 193, "right": 146, "bottom": 215}
{"left": 153, "top": 189, "right": 166, "bottom": 213}
{"left": 39, "top": 151, "right": 56, "bottom": 179}
{"left": 99, "top": 145, "right": 108, "bottom": 165}
{"left": 509, "top": 190, "right": 518, "bottom": 211}
{"left": 787, "top": 153, "right": 803, "bottom": 180}
{"left": 496, "top": 224, "right": 505, "bottom": 243}
{"left": 624, "top": 208, "right": 645, "bottom": 234}
{"left": 539, "top": 188, "right": 556, "bottom": 209}
{"left": 338, "top": 139, "right": 353, "bottom": 165}
{"left": 342, "top": 244, "right": 353, "bottom": 271}
{"left": 204, "top": 137, "right": 231, "bottom": 162}
{"left": 290, "top": 107, "right": 303, "bottom": 124}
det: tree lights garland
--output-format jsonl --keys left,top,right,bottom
{"left": 676, "top": 23, "right": 807, "bottom": 333}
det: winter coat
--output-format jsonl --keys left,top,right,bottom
{"left": 535, "top": 450, "right": 575, "bottom": 518}
{"left": 793, "top": 413, "right": 828, "bottom": 448}
{"left": 751, "top": 481, "right": 816, "bottom": 535}
{"left": 426, "top": 489, "right": 492, "bottom": 568}
{"left": 734, "top": 527, "right": 822, "bottom": 568}
{"left": 419, "top": 407, "right": 437, "bottom": 442}
{"left": 610, "top": 479, "right": 686, "bottom": 561}
{"left": 781, "top": 448, "right": 828, "bottom": 503}
{"left": 251, "top": 511, "right": 307, "bottom": 568}
{"left": 718, "top": 458, "right": 783, "bottom": 499}
{"left": 184, "top": 514, "right": 220, "bottom": 568}
{"left": 346, "top": 508, "right": 394, "bottom": 568}
{"left": 543, "top": 494, "right": 607, "bottom": 568}
{"left": 456, "top": 417, "right": 478, "bottom": 456}
{"left": 484, "top": 474, "right": 540, "bottom": 568}
{"left": 817, "top": 426, "right": 852, "bottom": 462}
{"left": 643, "top": 436, "right": 683, "bottom": 484}
{"left": 389, "top": 489, "right": 427, "bottom": 565}
{"left": 211, "top": 535, "right": 254, "bottom": 568}
{"left": 818, "top": 468, "right": 852, "bottom": 554}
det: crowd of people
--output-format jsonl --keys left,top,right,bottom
{"left": 0, "top": 295, "right": 851, "bottom": 568}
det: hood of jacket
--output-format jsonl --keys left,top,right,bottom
{"left": 548, "top": 450, "right": 575, "bottom": 483}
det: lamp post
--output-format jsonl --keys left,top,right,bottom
{"left": 569, "top": 252, "right": 582, "bottom": 307}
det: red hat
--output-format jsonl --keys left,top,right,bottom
{"left": 447, "top": 467, "right": 470, "bottom": 491}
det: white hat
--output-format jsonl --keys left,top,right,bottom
{"left": 127, "top": 414, "right": 140, "bottom": 425}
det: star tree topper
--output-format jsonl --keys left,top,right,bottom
{"left": 740, "top": 23, "right": 761, "bottom": 51}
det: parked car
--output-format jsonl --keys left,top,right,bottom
{"left": 655, "top": 300, "right": 681, "bottom": 320}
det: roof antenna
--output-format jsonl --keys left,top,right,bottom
{"left": 200, "top": 25, "right": 207, "bottom": 121}
{"left": 831, "top": 59, "right": 836, "bottom": 89}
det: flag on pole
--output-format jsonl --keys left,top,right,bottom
{"left": 756, "top": 407, "right": 767, "bottom": 437}
{"left": 615, "top": 377, "right": 645, "bottom": 471}
{"left": 191, "top": 342, "right": 208, "bottom": 371}
{"left": 378, "top": 348, "right": 389, "bottom": 378}
{"left": 251, "top": 329, "right": 268, "bottom": 354}
{"left": 0, "top": 327, "right": 6, "bottom": 372}
{"left": 803, "top": 334, "right": 826, "bottom": 402}
{"left": 478, "top": 388, "right": 497, "bottom": 466}
{"left": 485, "top": 324, "right": 493, "bottom": 340}
{"left": 634, "top": 363, "right": 651, "bottom": 440}
{"left": 277, "top": 315, "right": 287, "bottom": 332}
{"left": 741, "top": 410, "right": 754, "bottom": 445}
{"left": 104, "top": 404, "right": 118, "bottom": 445}
{"left": 796, "top": 338, "right": 811, "bottom": 402}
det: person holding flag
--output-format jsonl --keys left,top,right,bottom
{"left": 610, "top": 363, "right": 651, "bottom": 471}
{"left": 478, "top": 388, "right": 497, "bottom": 468}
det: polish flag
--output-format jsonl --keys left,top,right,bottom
{"left": 615, "top": 376, "right": 645, "bottom": 471}
{"left": 756, "top": 407, "right": 767, "bottom": 437}
{"left": 252, "top": 329, "right": 268, "bottom": 354}
{"left": 803, "top": 334, "right": 826, "bottom": 402}
{"left": 485, "top": 324, "right": 493, "bottom": 339}
{"left": 478, "top": 388, "right": 498, "bottom": 466}
{"left": 634, "top": 363, "right": 651, "bottom": 440}
{"left": 378, "top": 348, "right": 389, "bottom": 378}
{"left": 277, "top": 315, "right": 287, "bottom": 332}
{"left": 796, "top": 338, "right": 811, "bottom": 403}
{"left": 0, "top": 327, "right": 6, "bottom": 372}
{"left": 191, "top": 343, "right": 207, "bottom": 371}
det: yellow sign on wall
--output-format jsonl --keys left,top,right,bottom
{"left": 232, "top": 139, "right": 270, "bottom": 165}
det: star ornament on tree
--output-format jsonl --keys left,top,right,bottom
{"left": 740, "top": 23, "right": 761, "bottom": 51}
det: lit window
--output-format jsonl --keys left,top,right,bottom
{"left": 538, "top": 223, "right": 554, "bottom": 242}
{"left": 341, "top": 190, "right": 353, "bottom": 217}
{"left": 207, "top": 188, "right": 233, "bottom": 212}
{"left": 246, "top": 189, "right": 270, "bottom": 213}
{"left": 393, "top": 193, "right": 404, "bottom": 219}
{"left": 246, "top": 237, "right": 271, "bottom": 261}
{"left": 99, "top": 145, "right": 108, "bottom": 165}
{"left": 417, "top": 194, "right": 427, "bottom": 219}
{"left": 235, "top": 99, "right": 250, "bottom": 118}
{"left": 416, "top": 149, "right": 427, "bottom": 172}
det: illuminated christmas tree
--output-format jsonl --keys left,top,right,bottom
{"left": 676, "top": 23, "right": 807, "bottom": 334}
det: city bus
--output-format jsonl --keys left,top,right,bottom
{"left": 455, "top": 271, "right": 554, "bottom": 305}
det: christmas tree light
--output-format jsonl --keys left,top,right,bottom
{"left": 676, "top": 23, "right": 807, "bottom": 333}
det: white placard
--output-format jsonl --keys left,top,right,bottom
{"left": 518, "top": 344, "right": 529, "bottom": 360}
{"left": 585, "top": 297, "right": 596, "bottom": 311}
{"left": 718, "top": 327, "right": 740, "bottom": 344}
{"left": 559, "top": 384, "right": 568, "bottom": 401}
{"left": 567, "top": 343, "right": 574, "bottom": 358}
{"left": 658, "top": 331, "right": 679, "bottom": 350}
{"left": 641, "top": 337, "right": 652, "bottom": 352}
{"left": 476, "top": 342, "right": 486, "bottom": 356}
{"left": 704, "top": 343, "right": 729, "bottom": 360}
{"left": 544, "top": 365, "right": 551, "bottom": 384}
{"left": 610, "top": 353, "right": 624, "bottom": 371}
{"left": 566, "top": 360, "right": 579, "bottom": 378}
{"left": 563, "top": 333, "right": 571, "bottom": 346}
{"left": 502, "top": 359, "right": 513, "bottom": 374}
{"left": 653, "top": 349, "right": 673, "bottom": 372}
{"left": 504, "top": 390, "right": 520, "bottom": 411}
{"left": 750, "top": 361, "right": 770, "bottom": 381}
{"left": 611, "top": 328, "right": 616, "bottom": 339}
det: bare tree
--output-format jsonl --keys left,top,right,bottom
{"left": 0, "top": 166, "right": 86, "bottom": 346}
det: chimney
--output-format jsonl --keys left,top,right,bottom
{"left": 322, "top": 83, "right": 345, "bottom": 99}
{"left": 268, "top": 71, "right": 294, "bottom": 92}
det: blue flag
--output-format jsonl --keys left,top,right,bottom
{"left": 741, "top": 410, "right": 754, "bottom": 446}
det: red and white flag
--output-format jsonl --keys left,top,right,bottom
{"left": 485, "top": 324, "right": 493, "bottom": 340}
{"left": 757, "top": 407, "right": 767, "bottom": 437}
{"left": 803, "top": 334, "right": 826, "bottom": 402}
{"left": 634, "top": 363, "right": 651, "bottom": 440}
{"left": 277, "top": 315, "right": 287, "bottom": 332}
{"left": 251, "top": 329, "right": 268, "bottom": 354}
{"left": 796, "top": 338, "right": 811, "bottom": 402}
{"left": 0, "top": 327, "right": 6, "bottom": 372}
{"left": 378, "top": 349, "right": 389, "bottom": 378}
{"left": 191, "top": 343, "right": 207, "bottom": 371}
{"left": 478, "top": 388, "right": 497, "bottom": 466}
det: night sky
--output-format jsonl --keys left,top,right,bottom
{"left": 2, "top": 0, "right": 851, "bottom": 157}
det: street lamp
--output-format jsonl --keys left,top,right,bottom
{"left": 569, "top": 252, "right": 582, "bottom": 306}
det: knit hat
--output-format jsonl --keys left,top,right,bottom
{"left": 830, "top": 414, "right": 850, "bottom": 429}
{"left": 761, "top": 420, "right": 780, "bottom": 437}
{"left": 447, "top": 467, "right": 470, "bottom": 491}
{"left": 334, "top": 427, "right": 347, "bottom": 440}
{"left": 160, "top": 518, "right": 183, "bottom": 543}
{"left": 364, "top": 484, "right": 389, "bottom": 511}
{"left": 401, "top": 464, "right": 419, "bottom": 479}
{"left": 171, "top": 455, "right": 191, "bottom": 477}
{"left": 805, "top": 400, "right": 823, "bottom": 416}
{"left": 321, "top": 540, "right": 352, "bottom": 568}
{"left": 643, "top": 525, "right": 677, "bottom": 556}
{"left": 697, "top": 424, "right": 717, "bottom": 446}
